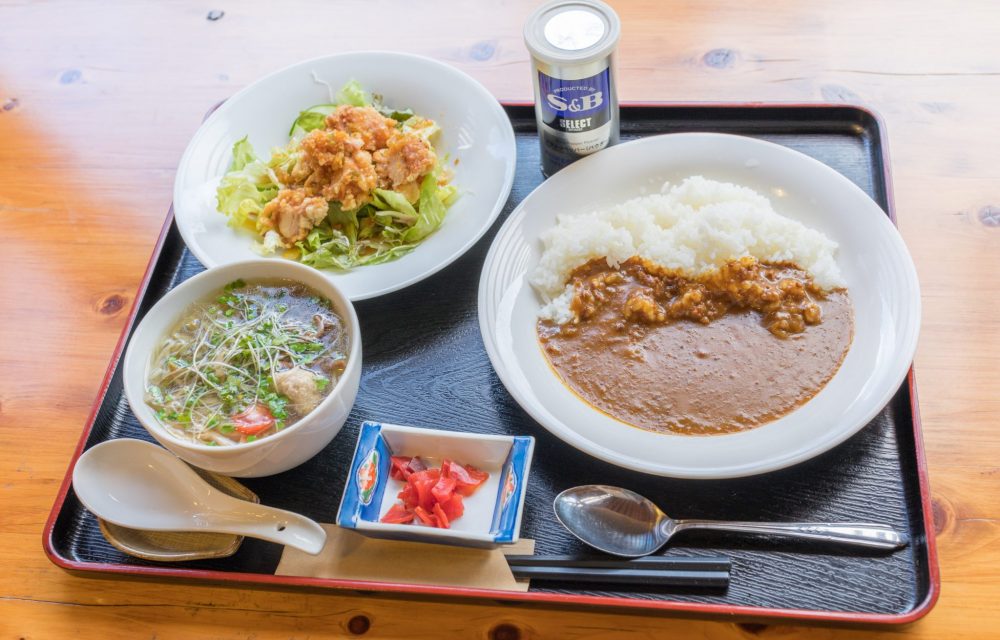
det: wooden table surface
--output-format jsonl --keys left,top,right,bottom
{"left": 3, "top": 0, "right": 998, "bottom": 637}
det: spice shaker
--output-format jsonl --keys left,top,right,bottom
{"left": 524, "top": 0, "right": 622, "bottom": 176}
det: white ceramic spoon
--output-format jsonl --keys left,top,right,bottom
{"left": 72, "top": 439, "right": 326, "bottom": 555}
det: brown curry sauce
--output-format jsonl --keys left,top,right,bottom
{"left": 537, "top": 257, "right": 853, "bottom": 435}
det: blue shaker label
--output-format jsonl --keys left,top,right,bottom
{"left": 538, "top": 68, "right": 612, "bottom": 133}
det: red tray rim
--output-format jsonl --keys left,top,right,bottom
{"left": 42, "top": 101, "right": 940, "bottom": 625}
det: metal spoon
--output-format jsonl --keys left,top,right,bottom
{"left": 554, "top": 485, "right": 906, "bottom": 557}
{"left": 72, "top": 439, "right": 326, "bottom": 555}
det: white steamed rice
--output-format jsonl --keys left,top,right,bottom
{"left": 531, "top": 176, "right": 844, "bottom": 324}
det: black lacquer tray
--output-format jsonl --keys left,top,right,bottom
{"left": 44, "top": 104, "right": 938, "bottom": 624}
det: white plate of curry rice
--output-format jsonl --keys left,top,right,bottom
{"left": 173, "top": 51, "right": 516, "bottom": 300}
{"left": 479, "top": 133, "right": 920, "bottom": 479}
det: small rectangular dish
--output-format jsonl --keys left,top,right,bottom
{"left": 337, "top": 421, "right": 534, "bottom": 548}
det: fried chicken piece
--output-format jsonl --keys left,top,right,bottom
{"left": 373, "top": 131, "right": 437, "bottom": 190}
{"left": 294, "top": 129, "right": 378, "bottom": 210}
{"left": 325, "top": 105, "right": 398, "bottom": 152}
{"left": 259, "top": 189, "right": 329, "bottom": 246}
{"left": 281, "top": 109, "right": 434, "bottom": 212}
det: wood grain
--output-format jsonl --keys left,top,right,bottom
{"left": 1, "top": 0, "right": 998, "bottom": 637}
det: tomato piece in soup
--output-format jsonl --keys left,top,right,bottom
{"left": 231, "top": 403, "right": 275, "bottom": 436}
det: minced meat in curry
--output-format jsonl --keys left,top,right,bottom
{"left": 537, "top": 256, "right": 853, "bottom": 435}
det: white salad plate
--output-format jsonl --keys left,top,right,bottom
{"left": 479, "top": 132, "right": 921, "bottom": 479}
{"left": 173, "top": 51, "right": 516, "bottom": 300}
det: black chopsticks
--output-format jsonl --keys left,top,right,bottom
{"left": 506, "top": 554, "right": 730, "bottom": 588}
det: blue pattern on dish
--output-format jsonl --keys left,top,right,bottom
{"left": 490, "top": 436, "right": 532, "bottom": 543}
{"left": 337, "top": 421, "right": 390, "bottom": 527}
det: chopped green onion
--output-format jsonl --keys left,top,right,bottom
{"left": 148, "top": 385, "right": 165, "bottom": 404}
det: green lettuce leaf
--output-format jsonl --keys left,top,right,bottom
{"left": 373, "top": 189, "right": 418, "bottom": 223}
{"left": 437, "top": 183, "right": 459, "bottom": 206}
{"left": 372, "top": 93, "right": 413, "bottom": 122}
{"left": 288, "top": 105, "right": 337, "bottom": 138}
{"left": 230, "top": 136, "right": 257, "bottom": 171}
{"left": 384, "top": 108, "right": 413, "bottom": 123}
{"left": 267, "top": 142, "right": 299, "bottom": 177}
{"left": 403, "top": 173, "right": 448, "bottom": 243}
{"left": 354, "top": 243, "right": 417, "bottom": 266}
{"left": 287, "top": 81, "right": 377, "bottom": 137}
{"left": 217, "top": 176, "right": 258, "bottom": 219}
{"left": 402, "top": 115, "right": 440, "bottom": 143}
{"left": 216, "top": 138, "right": 279, "bottom": 229}
{"left": 251, "top": 230, "right": 284, "bottom": 256}
{"left": 327, "top": 203, "right": 359, "bottom": 245}
{"left": 299, "top": 248, "right": 354, "bottom": 271}
{"left": 335, "top": 80, "right": 371, "bottom": 107}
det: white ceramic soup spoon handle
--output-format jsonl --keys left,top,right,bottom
{"left": 197, "top": 498, "right": 327, "bottom": 555}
